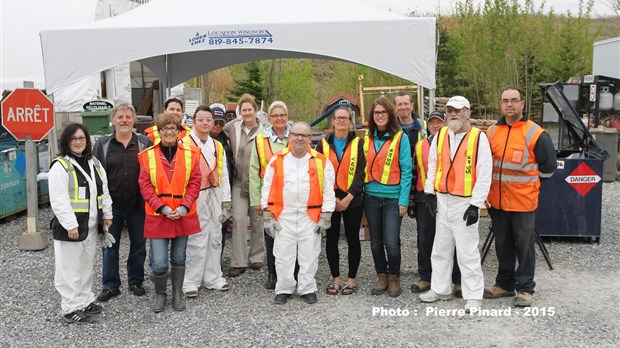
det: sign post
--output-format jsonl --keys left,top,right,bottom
{"left": 1, "top": 88, "right": 55, "bottom": 251}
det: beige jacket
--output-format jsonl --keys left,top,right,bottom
{"left": 223, "top": 118, "right": 263, "bottom": 197}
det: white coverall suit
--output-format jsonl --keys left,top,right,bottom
{"left": 49, "top": 156, "right": 113, "bottom": 315}
{"left": 424, "top": 128, "right": 492, "bottom": 300}
{"left": 183, "top": 133, "right": 232, "bottom": 292}
{"left": 261, "top": 153, "right": 335, "bottom": 295}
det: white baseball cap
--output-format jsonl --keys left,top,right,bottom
{"left": 445, "top": 96, "right": 471, "bottom": 109}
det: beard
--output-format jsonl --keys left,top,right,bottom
{"left": 447, "top": 118, "right": 462, "bottom": 132}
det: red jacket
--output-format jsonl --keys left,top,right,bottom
{"left": 138, "top": 143, "right": 202, "bottom": 238}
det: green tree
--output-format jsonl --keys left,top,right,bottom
{"left": 227, "top": 61, "right": 266, "bottom": 102}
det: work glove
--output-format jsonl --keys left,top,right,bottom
{"left": 426, "top": 194, "right": 437, "bottom": 218}
{"left": 314, "top": 212, "right": 332, "bottom": 236}
{"left": 99, "top": 226, "right": 116, "bottom": 248}
{"left": 263, "top": 210, "right": 282, "bottom": 238}
{"left": 160, "top": 206, "right": 173, "bottom": 216}
{"left": 220, "top": 202, "right": 232, "bottom": 223}
{"left": 407, "top": 193, "right": 416, "bottom": 219}
{"left": 177, "top": 205, "right": 188, "bottom": 216}
{"left": 463, "top": 204, "right": 479, "bottom": 226}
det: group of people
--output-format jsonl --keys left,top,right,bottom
{"left": 49, "top": 88, "right": 556, "bottom": 324}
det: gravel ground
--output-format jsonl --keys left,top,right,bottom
{"left": 0, "top": 182, "right": 619, "bottom": 347}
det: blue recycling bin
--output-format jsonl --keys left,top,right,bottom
{"left": 536, "top": 157, "right": 603, "bottom": 240}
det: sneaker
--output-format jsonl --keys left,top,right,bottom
{"left": 250, "top": 262, "right": 264, "bottom": 271}
{"left": 483, "top": 285, "right": 515, "bottom": 299}
{"left": 419, "top": 290, "right": 452, "bottom": 303}
{"left": 184, "top": 290, "right": 198, "bottom": 298}
{"left": 96, "top": 289, "right": 120, "bottom": 302}
{"left": 410, "top": 280, "right": 431, "bottom": 293}
{"left": 274, "top": 293, "right": 291, "bottom": 305}
{"left": 83, "top": 302, "right": 102, "bottom": 315}
{"left": 227, "top": 267, "right": 246, "bottom": 277}
{"left": 301, "top": 292, "right": 318, "bottom": 304}
{"left": 513, "top": 291, "right": 533, "bottom": 307}
{"left": 63, "top": 310, "right": 97, "bottom": 324}
{"left": 218, "top": 283, "right": 231, "bottom": 292}
{"left": 464, "top": 300, "right": 482, "bottom": 313}
{"left": 129, "top": 284, "right": 146, "bottom": 296}
{"left": 453, "top": 284, "right": 463, "bottom": 298}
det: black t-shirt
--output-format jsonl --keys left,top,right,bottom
{"left": 105, "top": 135, "right": 142, "bottom": 211}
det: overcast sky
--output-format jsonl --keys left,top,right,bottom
{"left": 362, "top": 0, "right": 619, "bottom": 17}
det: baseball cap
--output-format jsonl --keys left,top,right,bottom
{"left": 445, "top": 96, "right": 470, "bottom": 109}
{"left": 209, "top": 104, "right": 226, "bottom": 122}
{"left": 428, "top": 110, "right": 446, "bottom": 121}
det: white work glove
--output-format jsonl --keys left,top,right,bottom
{"left": 177, "top": 205, "right": 188, "bottom": 216}
{"left": 220, "top": 202, "right": 232, "bottom": 223}
{"left": 160, "top": 206, "right": 173, "bottom": 216}
{"left": 314, "top": 212, "right": 332, "bottom": 235}
{"left": 99, "top": 226, "right": 116, "bottom": 248}
{"left": 263, "top": 210, "right": 282, "bottom": 238}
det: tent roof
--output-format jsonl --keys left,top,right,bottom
{"left": 40, "top": 0, "right": 436, "bottom": 94}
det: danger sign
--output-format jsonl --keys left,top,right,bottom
{"left": 1, "top": 89, "right": 55, "bottom": 141}
{"left": 565, "top": 162, "right": 601, "bottom": 196}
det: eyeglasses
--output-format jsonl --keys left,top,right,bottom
{"left": 334, "top": 116, "right": 350, "bottom": 122}
{"left": 160, "top": 126, "right": 179, "bottom": 133}
{"left": 213, "top": 121, "right": 225, "bottom": 126}
{"left": 501, "top": 98, "right": 522, "bottom": 105}
{"left": 373, "top": 110, "right": 388, "bottom": 117}
{"left": 289, "top": 132, "right": 312, "bottom": 139}
{"left": 445, "top": 106, "right": 465, "bottom": 114}
{"left": 270, "top": 114, "right": 288, "bottom": 119}
{"left": 70, "top": 136, "right": 86, "bottom": 143}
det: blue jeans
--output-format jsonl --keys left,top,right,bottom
{"left": 364, "top": 195, "right": 402, "bottom": 275}
{"left": 102, "top": 207, "right": 146, "bottom": 290}
{"left": 489, "top": 209, "right": 536, "bottom": 293}
{"left": 149, "top": 236, "right": 188, "bottom": 277}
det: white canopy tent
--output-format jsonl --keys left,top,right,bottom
{"left": 40, "top": 0, "right": 437, "bottom": 96}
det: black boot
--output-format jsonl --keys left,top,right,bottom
{"left": 264, "top": 273, "right": 277, "bottom": 290}
{"left": 151, "top": 274, "right": 167, "bottom": 313}
{"left": 171, "top": 267, "right": 186, "bottom": 311}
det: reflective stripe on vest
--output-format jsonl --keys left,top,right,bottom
{"left": 191, "top": 138, "right": 224, "bottom": 190}
{"left": 266, "top": 147, "right": 326, "bottom": 223}
{"left": 434, "top": 127, "right": 481, "bottom": 197}
{"left": 321, "top": 137, "right": 359, "bottom": 191}
{"left": 55, "top": 157, "right": 103, "bottom": 212}
{"left": 256, "top": 134, "right": 275, "bottom": 178}
{"left": 415, "top": 138, "right": 430, "bottom": 191}
{"left": 139, "top": 143, "right": 196, "bottom": 216}
{"left": 486, "top": 120, "right": 544, "bottom": 211}
{"left": 363, "top": 131, "right": 403, "bottom": 185}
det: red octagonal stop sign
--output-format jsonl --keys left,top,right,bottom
{"left": 2, "top": 89, "right": 55, "bottom": 141}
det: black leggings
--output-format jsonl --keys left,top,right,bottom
{"left": 325, "top": 198, "right": 363, "bottom": 279}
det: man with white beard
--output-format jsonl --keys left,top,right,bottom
{"left": 419, "top": 96, "right": 492, "bottom": 314}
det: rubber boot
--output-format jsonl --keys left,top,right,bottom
{"left": 387, "top": 274, "right": 402, "bottom": 297}
{"left": 371, "top": 273, "right": 388, "bottom": 295}
{"left": 265, "top": 233, "right": 277, "bottom": 289}
{"left": 151, "top": 274, "right": 168, "bottom": 313}
{"left": 171, "top": 267, "right": 186, "bottom": 311}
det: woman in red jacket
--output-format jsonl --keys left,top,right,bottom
{"left": 138, "top": 113, "right": 202, "bottom": 313}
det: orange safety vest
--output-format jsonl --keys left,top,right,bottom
{"left": 415, "top": 138, "right": 431, "bottom": 191}
{"left": 138, "top": 143, "right": 200, "bottom": 216}
{"left": 363, "top": 131, "right": 403, "bottom": 185}
{"left": 255, "top": 134, "right": 277, "bottom": 178}
{"left": 486, "top": 120, "right": 544, "bottom": 212}
{"left": 145, "top": 125, "right": 191, "bottom": 145}
{"left": 434, "top": 126, "right": 481, "bottom": 197}
{"left": 186, "top": 137, "right": 224, "bottom": 190}
{"left": 266, "top": 147, "right": 326, "bottom": 223}
{"left": 321, "top": 137, "right": 359, "bottom": 192}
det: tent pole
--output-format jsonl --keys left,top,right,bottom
{"left": 165, "top": 54, "right": 171, "bottom": 99}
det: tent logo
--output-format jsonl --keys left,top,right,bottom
{"left": 565, "top": 162, "right": 601, "bottom": 196}
{"left": 189, "top": 33, "right": 207, "bottom": 46}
